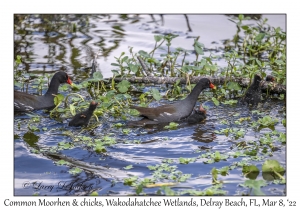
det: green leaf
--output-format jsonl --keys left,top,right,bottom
{"left": 279, "top": 94, "right": 285, "bottom": 100}
{"left": 227, "top": 81, "right": 242, "bottom": 91}
{"left": 138, "top": 50, "right": 150, "bottom": 58}
{"left": 242, "top": 180, "right": 267, "bottom": 195}
{"left": 123, "top": 176, "right": 138, "bottom": 186}
{"left": 238, "top": 14, "right": 244, "bottom": 21}
{"left": 243, "top": 167, "right": 259, "bottom": 179}
{"left": 222, "top": 99, "right": 238, "bottom": 105}
{"left": 241, "top": 25, "right": 249, "bottom": 30}
{"left": 242, "top": 165, "right": 259, "bottom": 173}
{"left": 164, "top": 122, "right": 179, "bottom": 130}
{"left": 128, "top": 64, "right": 139, "bottom": 73}
{"left": 16, "top": 55, "right": 22, "bottom": 63}
{"left": 151, "top": 88, "right": 162, "bottom": 101}
{"left": 70, "top": 104, "right": 76, "bottom": 116}
{"left": 219, "top": 166, "right": 229, "bottom": 176}
{"left": 116, "top": 80, "right": 131, "bottom": 93}
{"left": 262, "top": 160, "right": 285, "bottom": 173}
{"left": 122, "top": 129, "right": 131, "bottom": 134}
{"left": 68, "top": 167, "right": 82, "bottom": 175}
{"left": 179, "top": 157, "right": 196, "bottom": 164}
{"left": 90, "top": 191, "right": 99, "bottom": 196}
{"left": 93, "top": 71, "right": 103, "bottom": 81}
{"left": 278, "top": 133, "right": 286, "bottom": 143}
{"left": 56, "top": 160, "right": 70, "bottom": 166}
{"left": 214, "top": 151, "right": 221, "bottom": 160}
{"left": 111, "top": 70, "right": 120, "bottom": 76}
{"left": 94, "top": 144, "right": 107, "bottom": 153}
{"left": 58, "top": 141, "right": 73, "bottom": 150}
{"left": 154, "top": 35, "right": 163, "bottom": 42}
{"left": 23, "top": 132, "right": 39, "bottom": 147}
{"left": 161, "top": 186, "right": 177, "bottom": 196}
{"left": 256, "top": 59, "right": 262, "bottom": 67}
{"left": 54, "top": 94, "right": 64, "bottom": 106}
{"left": 212, "top": 97, "right": 220, "bottom": 106}
{"left": 136, "top": 184, "right": 144, "bottom": 195}
{"left": 123, "top": 165, "right": 134, "bottom": 170}
{"left": 257, "top": 116, "right": 278, "bottom": 127}
{"left": 122, "top": 56, "right": 129, "bottom": 63}
{"left": 114, "top": 123, "right": 123, "bottom": 128}
{"left": 194, "top": 45, "right": 204, "bottom": 55}
{"left": 212, "top": 167, "right": 218, "bottom": 180}
{"left": 175, "top": 47, "right": 185, "bottom": 52}
{"left": 129, "top": 108, "right": 140, "bottom": 116}
{"left": 255, "top": 33, "right": 265, "bottom": 42}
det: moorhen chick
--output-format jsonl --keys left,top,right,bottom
{"left": 241, "top": 74, "right": 262, "bottom": 105}
{"left": 69, "top": 101, "right": 98, "bottom": 127}
{"left": 265, "top": 75, "right": 275, "bottom": 82}
{"left": 14, "top": 71, "right": 73, "bottom": 112}
{"left": 187, "top": 104, "right": 207, "bottom": 124}
{"left": 129, "top": 78, "right": 215, "bottom": 126}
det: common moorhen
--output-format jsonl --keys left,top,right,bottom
{"left": 14, "top": 71, "right": 72, "bottom": 112}
{"left": 69, "top": 101, "right": 98, "bottom": 127}
{"left": 265, "top": 75, "right": 275, "bottom": 82}
{"left": 241, "top": 74, "right": 262, "bottom": 105}
{"left": 129, "top": 78, "right": 215, "bottom": 126}
{"left": 187, "top": 104, "right": 207, "bottom": 124}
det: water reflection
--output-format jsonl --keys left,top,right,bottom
{"left": 191, "top": 125, "right": 217, "bottom": 143}
{"left": 14, "top": 14, "right": 285, "bottom": 79}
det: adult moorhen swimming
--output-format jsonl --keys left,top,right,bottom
{"left": 14, "top": 71, "right": 72, "bottom": 112}
{"left": 69, "top": 101, "right": 98, "bottom": 127}
{"left": 241, "top": 74, "right": 262, "bottom": 105}
{"left": 129, "top": 78, "right": 215, "bottom": 126}
{"left": 187, "top": 104, "right": 207, "bottom": 124}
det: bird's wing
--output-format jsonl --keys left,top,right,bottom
{"left": 130, "top": 104, "right": 177, "bottom": 120}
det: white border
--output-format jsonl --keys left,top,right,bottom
{"left": 2, "top": 0, "right": 298, "bottom": 209}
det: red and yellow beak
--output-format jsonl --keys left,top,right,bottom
{"left": 67, "top": 76, "right": 73, "bottom": 86}
{"left": 209, "top": 82, "right": 216, "bottom": 90}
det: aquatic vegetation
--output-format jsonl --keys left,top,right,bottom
{"left": 240, "top": 179, "right": 267, "bottom": 195}
{"left": 123, "top": 165, "right": 134, "bottom": 170}
{"left": 178, "top": 157, "right": 196, "bottom": 164}
{"left": 257, "top": 116, "right": 279, "bottom": 127}
{"left": 68, "top": 167, "right": 83, "bottom": 175}
{"left": 164, "top": 122, "right": 179, "bottom": 130}
{"left": 13, "top": 14, "right": 286, "bottom": 196}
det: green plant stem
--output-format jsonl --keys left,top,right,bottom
{"left": 64, "top": 93, "right": 85, "bottom": 107}
{"left": 273, "top": 170, "right": 285, "bottom": 180}
{"left": 149, "top": 40, "right": 165, "bottom": 57}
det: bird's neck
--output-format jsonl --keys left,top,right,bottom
{"left": 252, "top": 80, "right": 261, "bottom": 89}
{"left": 45, "top": 78, "right": 60, "bottom": 95}
{"left": 185, "top": 82, "right": 205, "bottom": 102}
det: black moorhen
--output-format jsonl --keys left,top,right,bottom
{"left": 129, "top": 78, "right": 216, "bottom": 126}
{"left": 69, "top": 101, "right": 98, "bottom": 127}
{"left": 265, "top": 75, "right": 275, "bottom": 82}
{"left": 187, "top": 104, "right": 207, "bottom": 124}
{"left": 241, "top": 74, "right": 262, "bottom": 105}
{"left": 14, "top": 71, "right": 73, "bottom": 112}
